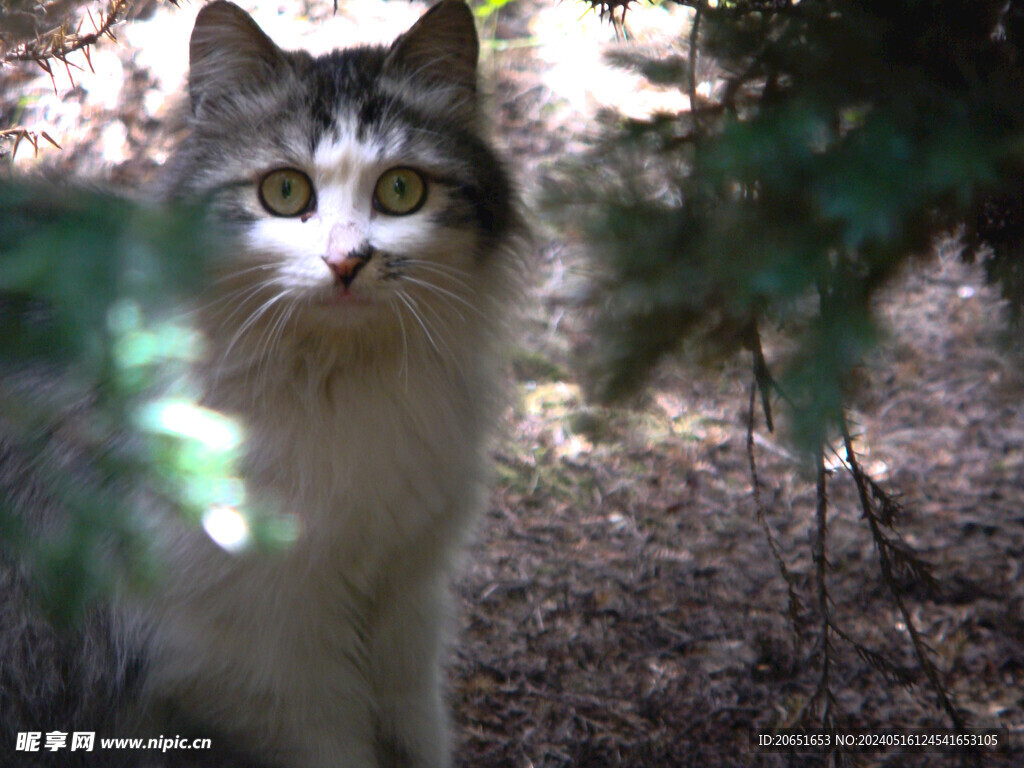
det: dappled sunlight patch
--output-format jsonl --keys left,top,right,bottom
{"left": 530, "top": 0, "right": 692, "bottom": 121}
{"left": 201, "top": 504, "right": 251, "bottom": 553}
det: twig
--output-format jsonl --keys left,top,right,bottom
{"left": 2, "top": 0, "right": 131, "bottom": 71}
{"left": 812, "top": 446, "right": 833, "bottom": 722}
{"left": 838, "top": 414, "right": 967, "bottom": 733}
{"left": 688, "top": 1, "right": 703, "bottom": 116}
{"left": 789, "top": 444, "right": 850, "bottom": 766}
{"left": 745, "top": 322, "right": 774, "bottom": 432}
{"left": 746, "top": 367, "right": 803, "bottom": 643}
{"left": 829, "top": 621, "right": 917, "bottom": 687}
{"left": 0, "top": 127, "right": 62, "bottom": 160}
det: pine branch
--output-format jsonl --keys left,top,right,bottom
{"left": 838, "top": 414, "right": 968, "bottom": 733}
{"left": 745, "top": 322, "right": 774, "bottom": 432}
{"left": 810, "top": 446, "right": 833, "bottom": 717}
{"left": 746, "top": 357, "right": 805, "bottom": 645}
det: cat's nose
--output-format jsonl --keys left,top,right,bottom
{"left": 322, "top": 252, "right": 370, "bottom": 288}
{"left": 324, "top": 224, "right": 372, "bottom": 288}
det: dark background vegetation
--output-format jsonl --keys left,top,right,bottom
{"left": 2, "top": 0, "right": 1023, "bottom": 765}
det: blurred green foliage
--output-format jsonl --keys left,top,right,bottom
{"left": 471, "top": 0, "right": 518, "bottom": 20}
{"left": 0, "top": 178, "right": 256, "bottom": 625}
{"left": 555, "top": 0, "right": 1024, "bottom": 449}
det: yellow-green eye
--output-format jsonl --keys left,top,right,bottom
{"left": 373, "top": 167, "right": 426, "bottom": 216}
{"left": 259, "top": 168, "right": 314, "bottom": 217}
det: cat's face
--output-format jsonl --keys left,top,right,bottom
{"left": 166, "top": 1, "right": 512, "bottom": 352}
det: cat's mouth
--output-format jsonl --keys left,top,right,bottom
{"left": 319, "top": 285, "right": 374, "bottom": 308}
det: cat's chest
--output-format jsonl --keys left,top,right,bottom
{"left": 222, "top": 360, "right": 486, "bottom": 548}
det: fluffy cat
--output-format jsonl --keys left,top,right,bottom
{"left": 0, "top": 2, "right": 515, "bottom": 766}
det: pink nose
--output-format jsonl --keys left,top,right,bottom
{"left": 322, "top": 253, "right": 369, "bottom": 288}
{"left": 324, "top": 223, "right": 371, "bottom": 288}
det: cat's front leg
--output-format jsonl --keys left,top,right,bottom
{"left": 370, "top": 573, "right": 453, "bottom": 768}
{"left": 286, "top": 702, "right": 380, "bottom": 768}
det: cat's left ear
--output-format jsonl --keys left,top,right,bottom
{"left": 384, "top": 0, "right": 479, "bottom": 116}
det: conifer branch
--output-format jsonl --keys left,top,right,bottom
{"left": 746, "top": 358, "right": 804, "bottom": 643}
{"left": 810, "top": 447, "right": 833, "bottom": 715}
{"left": 838, "top": 415, "right": 967, "bottom": 733}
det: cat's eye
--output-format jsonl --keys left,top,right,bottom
{"left": 373, "top": 168, "right": 426, "bottom": 216}
{"left": 259, "top": 168, "right": 314, "bottom": 217}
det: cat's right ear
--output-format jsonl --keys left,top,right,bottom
{"left": 188, "top": 1, "right": 286, "bottom": 115}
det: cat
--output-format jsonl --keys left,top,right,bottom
{"left": 0, "top": 2, "right": 516, "bottom": 766}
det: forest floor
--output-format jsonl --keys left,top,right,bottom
{"left": 2, "top": 0, "right": 1023, "bottom": 766}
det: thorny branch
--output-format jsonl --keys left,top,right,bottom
{"left": 0, "top": 126, "right": 61, "bottom": 160}
{"left": 1, "top": 0, "right": 132, "bottom": 73}
{"left": 0, "top": 0, "right": 136, "bottom": 158}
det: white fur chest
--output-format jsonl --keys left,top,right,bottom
{"left": 240, "top": 349, "right": 489, "bottom": 569}
{"left": 138, "top": 335, "right": 495, "bottom": 765}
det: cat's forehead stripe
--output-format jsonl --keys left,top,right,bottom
{"left": 313, "top": 117, "right": 386, "bottom": 173}
{"left": 307, "top": 47, "right": 388, "bottom": 144}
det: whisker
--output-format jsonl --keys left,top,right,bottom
{"left": 219, "top": 289, "right": 292, "bottom": 367}
{"left": 388, "top": 296, "right": 410, "bottom": 386}
{"left": 209, "top": 263, "right": 282, "bottom": 286}
{"left": 401, "top": 276, "right": 479, "bottom": 321}
{"left": 178, "top": 279, "right": 269, "bottom": 322}
{"left": 402, "top": 259, "right": 477, "bottom": 292}
{"left": 395, "top": 290, "right": 447, "bottom": 360}
{"left": 190, "top": 277, "right": 288, "bottom": 327}
{"left": 254, "top": 296, "right": 298, "bottom": 392}
{"left": 402, "top": 289, "right": 460, "bottom": 366}
{"left": 256, "top": 295, "right": 292, "bottom": 363}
